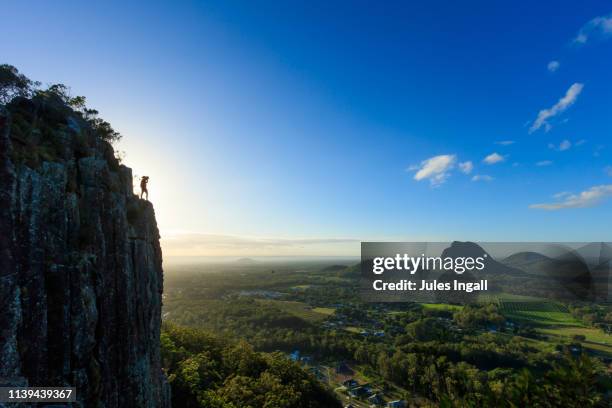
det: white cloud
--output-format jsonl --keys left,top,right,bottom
{"left": 573, "top": 14, "right": 612, "bottom": 44}
{"left": 559, "top": 140, "right": 572, "bottom": 150}
{"left": 536, "top": 160, "right": 553, "bottom": 166}
{"left": 547, "top": 60, "right": 560, "bottom": 72}
{"left": 575, "top": 139, "right": 586, "bottom": 146}
{"left": 483, "top": 152, "right": 504, "bottom": 164}
{"left": 495, "top": 140, "right": 515, "bottom": 146}
{"left": 471, "top": 174, "right": 493, "bottom": 182}
{"left": 548, "top": 139, "right": 572, "bottom": 151}
{"left": 530, "top": 185, "right": 612, "bottom": 210}
{"left": 574, "top": 33, "right": 588, "bottom": 44}
{"left": 412, "top": 154, "right": 456, "bottom": 186}
{"left": 529, "top": 83, "right": 584, "bottom": 133}
{"left": 553, "top": 191, "right": 571, "bottom": 199}
{"left": 458, "top": 161, "right": 474, "bottom": 174}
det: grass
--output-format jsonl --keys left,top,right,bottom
{"left": 539, "top": 326, "right": 612, "bottom": 345}
{"left": 489, "top": 293, "right": 612, "bottom": 354}
{"left": 580, "top": 341, "right": 612, "bottom": 357}
{"left": 506, "top": 310, "right": 580, "bottom": 326}
{"left": 478, "top": 293, "right": 545, "bottom": 304}
{"left": 496, "top": 296, "right": 580, "bottom": 327}
{"left": 344, "top": 326, "right": 363, "bottom": 334}
{"left": 312, "top": 307, "right": 336, "bottom": 315}
{"left": 254, "top": 299, "right": 333, "bottom": 323}
{"left": 420, "top": 302, "right": 464, "bottom": 311}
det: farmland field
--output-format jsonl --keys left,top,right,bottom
{"left": 312, "top": 307, "right": 336, "bottom": 315}
{"left": 420, "top": 303, "right": 463, "bottom": 312}
{"left": 254, "top": 299, "right": 334, "bottom": 323}
{"left": 486, "top": 294, "right": 612, "bottom": 352}
{"left": 478, "top": 292, "right": 545, "bottom": 303}
{"left": 499, "top": 301, "right": 581, "bottom": 326}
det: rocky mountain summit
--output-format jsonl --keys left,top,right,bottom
{"left": 0, "top": 89, "right": 170, "bottom": 407}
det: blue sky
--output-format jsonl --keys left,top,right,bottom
{"left": 2, "top": 1, "right": 612, "bottom": 255}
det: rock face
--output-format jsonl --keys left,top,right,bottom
{"left": 0, "top": 97, "right": 170, "bottom": 407}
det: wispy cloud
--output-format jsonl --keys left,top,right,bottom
{"left": 536, "top": 160, "right": 553, "bottom": 166}
{"left": 483, "top": 152, "right": 504, "bottom": 164}
{"left": 529, "top": 83, "right": 584, "bottom": 133}
{"left": 573, "top": 13, "right": 612, "bottom": 44}
{"left": 605, "top": 166, "right": 612, "bottom": 177}
{"left": 530, "top": 185, "right": 612, "bottom": 210}
{"left": 553, "top": 191, "right": 571, "bottom": 199}
{"left": 458, "top": 161, "right": 473, "bottom": 174}
{"left": 471, "top": 174, "right": 493, "bottom": 182}
{"left": 495, "top": 140, "right": 515, "bottom": 146}
{"left": 411, "top": 154, "right": 456, "bottom": 186}
{"left": 547, "top": 60, "right": 560, "bottom": 72}
{"left": 548, "top": 139, "right": 572, "bottom": 151}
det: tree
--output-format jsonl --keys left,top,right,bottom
{"left": 45, "top": 83, "right": 87, "bottom": 110}
{"left": 0, "top": 64, "right": 39, "bottom": 104}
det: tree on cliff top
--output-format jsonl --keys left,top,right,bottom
{"left": 0, "top": 64, "right": 39, "bottom": 104}
{"left": 0, "top": 64, "right": 121, "bottom": 143}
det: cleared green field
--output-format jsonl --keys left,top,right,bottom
{"left": 492, "top": 295, "right": 612, "bottom": 352}
{"left": 290, "top": 284, "right": 312, "bottom": 290}
{"left": 539, "top": 326, "right": 612, "bottom": 345}
{"left": 420, "top": 303, "right": 464, "bottom": 311}
{"left": 500, "top": 300, "right": 582, "bottom": 328}
{"left": 493, "top": 295, "right": 578, "bottom": 326}
{"left": 509, "top": 310, "right": 580, "bottom": 326}
{"left": 580, "top": 341, "right": 612, "bottom": 356}
{"left": 312, "top": 307, "right": 336, "bottom": 315}
{"left": 344, "top": 326, "right": 363, "bottom": 334}
{"left": 500, "top": 299, "right": 582, "bottom": 327}
{"left": 254, "top": 299, "right": 333, "bottom": 323}
{"left": 478, "top": 293, "right": 544, "bottom": 304}
{"left": 501, "top": 301, "right": 568, "bottom": 313}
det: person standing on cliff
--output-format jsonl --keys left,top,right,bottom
{"left": 140, "top": 176, "right": 149, "bottom": 200}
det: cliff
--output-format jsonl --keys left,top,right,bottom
{"left": 0, "top": 94, "right": 170, "bottom": 407}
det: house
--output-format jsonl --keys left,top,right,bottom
{"left": 342, "top": 379, "right": 359, "bottom": 389}
{"left": 289, "top": 350, "right": 300, "bottom": 361}
{"left": 367, "top": 393, "right": 385, "bottom": 406}
{"left": 569, "top": 345, "right": 582, "bottom": 355}
{"left": 386, "top": 400, "right": 406, "bottom": 408}
{"left": 348, "top": 386, "right": 369, "bottom": 398}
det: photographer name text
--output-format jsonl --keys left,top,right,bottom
{"left": 372, "top": 279, "right": 488, "bottom": 292}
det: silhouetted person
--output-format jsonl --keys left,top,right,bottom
{"left": 140, "top": 176, "right": 149, "bottom": 200}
